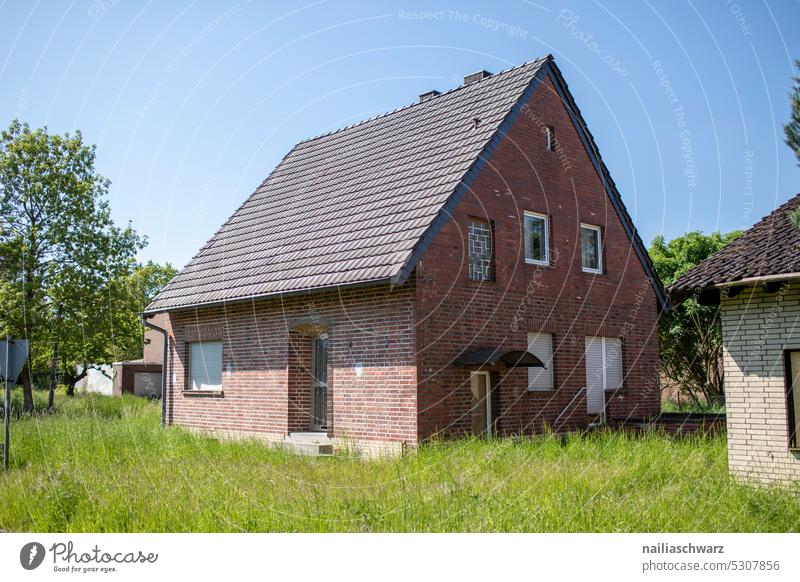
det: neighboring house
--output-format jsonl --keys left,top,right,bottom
{"left": 671, "top": 193, "right": 800, "bottom": 483}
{"left": 75, "top": 364, "right": 113, "bottom": 396}
{"left": 144, "top": 55, "right": 666, "bottom": 455}
{"left": 111, "top": 313, "right": 166, "bottom": 398}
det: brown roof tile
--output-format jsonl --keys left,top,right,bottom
{"left": 670, "top": 193, "right": 800, "bottom": 293}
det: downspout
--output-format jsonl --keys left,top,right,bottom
{"left": 142, "top": 313, "right": 168, "bottom": 428}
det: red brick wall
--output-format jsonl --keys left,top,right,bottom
{"left": 163, "top": 280, "right": 418, "bottom": 445}
{"left": 415, "top": 75, "right": 660, "bottom": 440}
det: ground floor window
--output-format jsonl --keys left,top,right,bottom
{"left": 584, "top": 337, "right": 623, "bottom": 414}
{"left": 784, "top": 350, "right": 800, "bottom": 449}
{"left": 189, "top": 340, "right": 223, "bottom": 391}
{"left": 527, "top": 332, "right": 554, "bottom": 390}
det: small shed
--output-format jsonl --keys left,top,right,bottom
{"left": 111, "top": 313, "right": 166, "bottom": 398}
{"left": 671, "top": 193, "right": 800, "bottom": 483}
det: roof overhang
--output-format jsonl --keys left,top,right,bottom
{"left": 455, "top": 348, "right": 545, "bottom": 368}
{"left": 670, "top": 272, "right": 800, "bottom": 306}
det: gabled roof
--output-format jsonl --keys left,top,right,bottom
{"left": 146, "top": 56, "right": 666, "bottom": 313}
{"left": 670, "top": 193, "right": 800, "bottom": 294}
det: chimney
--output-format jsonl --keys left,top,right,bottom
{"left": 463, "top": 70, "right": 492, "bottom": 85}
{"left": 419, "top": 90, "right": 441, "bottom": 102}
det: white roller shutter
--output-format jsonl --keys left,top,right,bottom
{"left": 604, "top": 338, "right": 623, "bottom": 391}
{"left": 190, "top": 341, "right": 223, "bottom": 391}
{"left": 585, "top": 337, "right": 624, "bottom": 415}
{"left": 584, "top": 338, "right": 605, "bottom": 414}
{"left": 528, "top": 332, "right": 554, "bottom": 390}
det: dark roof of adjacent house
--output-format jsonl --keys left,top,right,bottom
{"left": 670, "top": 193, "right": 800, "bottom": 294}
{"left": 146, "top": 55, "right": 666, "bottom": 313}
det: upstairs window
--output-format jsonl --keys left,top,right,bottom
{"left": 545, "top": 126, "right": 555, "bottom": 151}
{"left": 524, "top": 211, "right": 549, "bottom": 265}
{"left": 580, "top": 224, "right": 603, "bottom": 274}
{"left": 468, "top": 219, "right": 494, "bottom": 281}
{"left": 189, "top": 340, "right": 223, "bottom": 391}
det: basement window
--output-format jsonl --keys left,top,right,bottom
{"left": 468, "top": 219, "right": 494, "bottom": 281}
{"left": 189, "top": 340, "right": 223, "bottom": 391}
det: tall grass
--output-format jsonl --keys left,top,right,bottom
{"left": 1, "top": 392, "right": 798, "bottom": 532}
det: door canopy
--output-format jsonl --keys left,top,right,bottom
{"left": 455, "top": 348, "right": 544, "bottom": 368}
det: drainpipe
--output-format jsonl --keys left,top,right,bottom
{"left": 142, "top": 313, "right": 168, "bottom": 428}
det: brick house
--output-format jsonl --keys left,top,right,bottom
{"left": 144, "top": 56, "right": 665, "bottom": 455}
{"left": 671, "top": 194, "right": 800, "bottom": 483}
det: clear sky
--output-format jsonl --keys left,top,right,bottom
{"left": 1, "top": 0, "right": 798, "bottom": 269}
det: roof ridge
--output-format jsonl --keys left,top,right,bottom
{"left": 295, "top": 55, "right": 551, "bottom": 146}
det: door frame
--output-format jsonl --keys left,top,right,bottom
{"left": 310, "top": 334, "right": 328, "bottom": 431}
{"left": 471, "top": 370, "right": 493, "bottom": 438}
{"left": 783, "top": 349, "right": 800, "bottom": 450}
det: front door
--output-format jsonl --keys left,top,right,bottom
{"left": 470, "top": 371, "right": 492, "bottom": 437}
{"left": 310, "top": 334, "right": 328, "bottom": 431}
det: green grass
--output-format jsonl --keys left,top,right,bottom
{"left": 1, "top": 391, "right": 798, "bottom": 532}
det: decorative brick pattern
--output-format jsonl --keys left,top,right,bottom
{"left": 468, "top": 220, "right": 494, "bottom": 281}
{"left": 721, "top": 283, "right": 800, "bottom": 483}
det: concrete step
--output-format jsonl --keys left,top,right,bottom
{"left": 283, "top": 432, "right": 333, "bottom": 456}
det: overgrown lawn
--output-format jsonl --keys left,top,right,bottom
{"left": 1, "top": 392, "right": 798, "bottom": 532}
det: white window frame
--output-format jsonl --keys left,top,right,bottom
{"left": 580, "top": 223, "right": 603, "bottom": 274}
{"left": 189, "top": 340, "right": 223, "bottom": 392}
{"left": 527, "top": 332, "right": 554, "bottom": 391}
{"left": 524, "top": 211, "right": 549, "bottom": 266}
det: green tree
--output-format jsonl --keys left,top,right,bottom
{"left": 650, "top": 231, "right": 742, "bottom": 406}
{"left": 784, "top": 59, "right": 800, "bottom": 165}
{"left": 111, "top": 261, "right": 177, "bottom": 363}
{"left": 0, "top": 120, "right": 144, "bottom": 410}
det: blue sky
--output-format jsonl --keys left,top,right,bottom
{"left": 1, "top": 0, "right": 798, "bottom": 268}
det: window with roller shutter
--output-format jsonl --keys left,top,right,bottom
{"left": 584, "top": 337, "right": 623, "bottom": 414}
{"left": 189, "top": 341, "right": 223, "bottom": 391}
{"left": 527, "top": 332, "right": 554, "bottom": 390}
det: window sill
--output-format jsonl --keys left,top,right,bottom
{"left": 182, "top": 390, "right": 224, "bottom": 397}
{"left": 525, "top": 259, "right": 551, "bottom": 268}
{"left": 582, "top": 268, "right": 603, "bottom": 275}
{"left": 527, "top": 388, "right": 556, "bottom": 393}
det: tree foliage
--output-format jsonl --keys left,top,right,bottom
{"left": 650, "top": 231, "right": 742, "bottom": 406}
{"left": 0, "top": 119, "right": 151, "bottom": 409}
{"left": 784, "top": 59, "right": 800, "bottom": 166}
